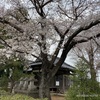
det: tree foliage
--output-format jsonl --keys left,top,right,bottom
{"left": 0, "top": 55, "right": 26, "bottom": 91}
{"left": 66, "top": 59, "right": 100, "bottom": 100}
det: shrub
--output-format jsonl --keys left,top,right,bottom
{"left": 0, "top": 90, "right": 47, "bottom": 100}
{"left": 0, "top": 75, "right": 9, "bottom": 91}
{"left": 65, "top": 60, "right": 100, "bottom": 100}
{"left": 0, "top": 94, "right": 48, "bottom": 100}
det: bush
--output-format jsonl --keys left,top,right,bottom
{"left": 0, "top": 75, "right": 9, "bottom": 91}
{"left": 65, "top": 60, "right": 100, "bottom": 100}
{"left": 0, "top": 94, "right": 48, "bottom": 100}
{"left": 66, "top": 85, "right": 100, "bottom": 100}
{"left": 0, "top": 90, "right": 47, "bottom": 100}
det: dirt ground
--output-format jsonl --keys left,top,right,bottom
{"left": 51, "top": 94, "right": 65, "bottom": 100}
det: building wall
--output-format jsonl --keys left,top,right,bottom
{"left": 50, "top": 75, "right": 71, "bottom": 93}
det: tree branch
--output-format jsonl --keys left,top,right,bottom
{"left": 30, "top": 0, "right": 45, "bottom": 17}
{"left": 14, "top": 49, "right": 41, "bottom": 60}
{"left": 58, "top": 5, "right": 74, "bottom": 20}
{"left": 49, "top": 38, "right": 64, "bottom": 69}
{"left": 0, "top": 37, "right": 12, "bottom": 48}
{"left": 42, "top": 0, "right": 53, "bottom": 7}
{"left": 53, "top": 24, "right": 63, "bottom": 38}
{"left": 66, "top": 19, "right": 100, "bottom": 47}
{"left": 75, "top": 33, "right": 100, "bottom": 44}
{"left": 0, "top": 17, "right": 24, "bottom": 33}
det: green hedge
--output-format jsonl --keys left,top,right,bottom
{"left": 0, "top": 94, "right": 48, "bottom": 100}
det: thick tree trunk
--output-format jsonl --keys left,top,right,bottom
{"left": 39, "top": 69, "right": 51, "bottom": 100}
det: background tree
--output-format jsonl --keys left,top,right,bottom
{"left": 66, "top": 59, "right": 100, "bottom": 100}
{"left": 0, "top": 54, "right": 27, "bottom": 92}
{"left": 0, "top": 0, "right": 100, "bottom": 99}
{"left": 73, "top": 39, "right": 100, "bottom": 82}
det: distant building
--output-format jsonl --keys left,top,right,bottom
{"left": 12, "top": 58, "right": 74, "bottom": 98}
{"left": 25, "top": 58, "right": 74, "bottom": 93}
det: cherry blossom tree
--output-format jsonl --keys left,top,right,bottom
{"left": 0, "top": 0, "right": 100, "bottom": 99}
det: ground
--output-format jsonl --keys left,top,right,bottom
{"left": 51, "top": 93, "right": 65, "bottom": 100}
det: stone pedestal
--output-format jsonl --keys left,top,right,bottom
{"left": 22, "top": 78, "right": 29, "bottom": 90}
{"left": 28, "top": 76, "right": 36, "bottom": 91}
{"left": 13, "top": 76, "right": 39, "bottom": 98}
{"left": 17, "top": 77, "right": 24, "bottom": 89}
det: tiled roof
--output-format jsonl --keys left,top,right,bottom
{"left": 29, "top": 57, "right": 74, "bottom": 71}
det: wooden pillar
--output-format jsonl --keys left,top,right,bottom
{"left": 63, "top": 75, "right": 65, "bottom": 93}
